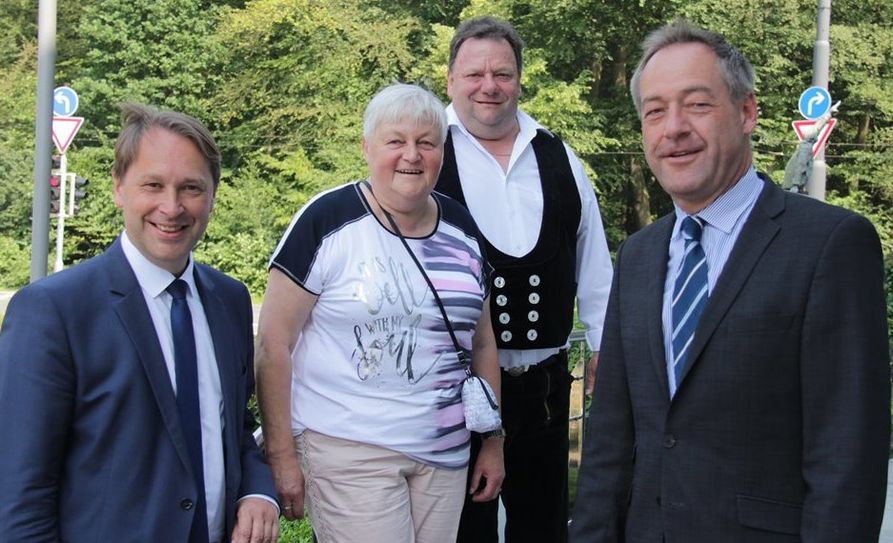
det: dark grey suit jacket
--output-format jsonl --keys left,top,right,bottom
{"left": 0, "top": 239, "right": 275, "bottom": 542}
{"left": 570, "top": 178, "right": 890, "bottom": 542}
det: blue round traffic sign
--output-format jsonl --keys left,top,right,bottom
{"left": 53, "top": 86, "right": 79, "bottom": 117}
{"left": 798, "top": 86, "right": 831, "bottom": 120}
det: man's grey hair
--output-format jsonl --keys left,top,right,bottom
{"left": 362, "top": 83, "right": 448, "bottom": 144}
{"left": 629, "top": 19, "right": 755, "bottom": 116}
{"left": 448, "top": 16, "right": 524, "bottom": 73}
{"left": 113, "top": 103, "right": 221, "bottom": 187}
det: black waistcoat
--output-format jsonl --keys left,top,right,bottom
{"left": 435, "top": 129, "right": 581, "bottom": 350}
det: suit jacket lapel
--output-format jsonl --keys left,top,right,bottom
{"left": 646, "top": 215, "right": 675, "bottom": 393}
{"left": 105, "top": 239, "right": 194, "bottom": 472}
{"left": 194, "top": 266, "right": 239, "bottom": 482}
{"left": 676, "top": 178, "right": 784, "bottom": 386}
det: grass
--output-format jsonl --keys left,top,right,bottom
{"left": 279, "top": 518, "right": 315, "bottom": 542}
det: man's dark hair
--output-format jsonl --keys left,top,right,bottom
{"left": 112, "top": 103, "right": 221, "bottom": 187}
{"left": 630, "top": 19, "right": 755, "bottom": 116}
{"left": 448, "top": 16, "right": 524, "bottom": 73}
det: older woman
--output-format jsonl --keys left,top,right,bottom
{"left": 255, "top": 83, "right": 504, "bottom": 543}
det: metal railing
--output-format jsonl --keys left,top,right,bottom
{"left": 567, "top": 329, "right": 590, "bottom": 425}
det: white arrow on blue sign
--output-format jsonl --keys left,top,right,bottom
{"left": 798, "top": 86, "right": 831, "bottom": 120}
{"left": 53, "top": 86, "right": 80, "bottom": 117}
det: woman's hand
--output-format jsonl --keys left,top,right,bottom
{"left": 255, "top": 269, "right": 319, "bottom": 521}
{"left": 268, "top": 449, "right": 305, "bottom": 520}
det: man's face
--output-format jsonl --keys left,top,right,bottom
{"left": 638, "top": 42, "right": 757, "bottom": 214}
{"left": 447, "top": 37, "right": 521, "bottom": 139}
{"left": 113, "top": 127, "right": 215, "bottom": 275}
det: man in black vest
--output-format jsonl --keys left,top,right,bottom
{"left": 437, "top": 16, "right": 613, "bottom": 543}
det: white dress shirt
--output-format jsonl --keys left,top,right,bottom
{"left": 121, "top": 232, "right": 227, "bottom": 542}
{"left": 446, "top": 105, "right": 614, "bottom": 367}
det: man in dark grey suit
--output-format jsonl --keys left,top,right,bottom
{"left": 0, "top": 104, "right": 278, "bottom": 542}
{"left": 570, "top": 20, "right": 890, "bottom": 542}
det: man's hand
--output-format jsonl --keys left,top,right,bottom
{"left": 231, "top": 497, "right": 279, "bottom": 543}
{"left": 585, "top": 352, "right": 600, "bottom": 396}
{"left": 269, "top": 450, "right": 305, "bottom": 521}
{"left": 469, "top": 437, "right": 506, "bottom": 502}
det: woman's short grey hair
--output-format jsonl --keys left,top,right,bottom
{"left": 113, "top": 103, "right": 221, "bottom": 187}
{"left": 363, "top": 83, "right": 448, "bottom": 143}
{"left": 629, "top": 19, "right": 755, "bottom": 116}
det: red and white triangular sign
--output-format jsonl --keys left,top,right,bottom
{"left": 52, "top": 116, "right": 84, "bottom": 155}
{"left": 792, "top": 118, "right": 837, "bottom": 158}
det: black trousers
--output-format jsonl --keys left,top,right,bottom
{"left": 457, "top": 351, "right": 572, "bottom": 543}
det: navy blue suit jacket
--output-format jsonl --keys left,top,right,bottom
{"left": 570, "top": 179, "right": 890, "bottom": 542}
{"left": 0, "top": 239, "right": 275, "bottom": 542}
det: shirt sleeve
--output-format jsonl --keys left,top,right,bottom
{"left": 269, "top": 195, "right": 338, "bottom": 295}
{"left": 565, "top": 143, "right": 613, "bottom": 351}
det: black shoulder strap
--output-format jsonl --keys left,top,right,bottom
{"left": 362, "top": 181, "right": 467, "bottom": 364}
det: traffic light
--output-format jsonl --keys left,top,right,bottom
{"left": 52, "top": 154, "right": 62, "bottom": 170}
{"left": 49, "top": 174, "right": 63, "bottom": 215}
{"left": 72, "top": 175, "right": 88, "bottom": 215}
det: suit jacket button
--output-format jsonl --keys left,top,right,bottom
{"left": 663, "top": 434, "right": 676, "bottom": 448}
{"left": 180, "top": 499, "right": 194, "bottom": 510}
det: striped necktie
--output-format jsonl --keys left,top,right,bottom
{"left": 671, "top": 216, "right": 709, "bottom": 387}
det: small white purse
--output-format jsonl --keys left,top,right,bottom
{"left": 460, "top": 367, "right": 502, "bottom": 432}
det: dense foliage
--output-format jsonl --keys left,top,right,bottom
{"left": 1, "top": 0, "right": 891, "bottom": 301}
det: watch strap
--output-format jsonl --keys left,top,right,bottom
{"left": 480, "top": 427, "right": 506, "bottom": 439}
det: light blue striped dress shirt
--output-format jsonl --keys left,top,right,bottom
{"left": 662, "top": 167, "right": 764, "bottom": 397}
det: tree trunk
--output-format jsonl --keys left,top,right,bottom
{"left": 626, "top": 157, "right": 651, "bottom": 233}
{"left": 611, "top": 42, "right": 628, "bottom": 91}
{"left": 589, "top": 56, "right": 603, "bottom": 104}
{"left": 857, "top": 112, "right": 870, "bottom": 144}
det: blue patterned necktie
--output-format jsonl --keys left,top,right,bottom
{"left": 671, "top": 216, "right": 709, "bottom": 387}
{"left": 167, "top": 279, "right": 209, "bottom": 543}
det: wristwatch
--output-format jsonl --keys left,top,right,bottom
{"left": 480, "top": 427, "right": 506, "bottom": 440}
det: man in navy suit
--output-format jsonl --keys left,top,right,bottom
{"left": 0, "top": 104, "right": 278, "bottom": 542}
{"left": 570, "top": 21, "right": 890, "bottom": 542}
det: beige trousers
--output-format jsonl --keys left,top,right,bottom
{"left": 295, "top": 430, "right": 468, "bottom": 543}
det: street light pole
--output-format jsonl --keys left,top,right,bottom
{"left": 30, "top": 0, "right": 57, "bottom": 281}
{"left": 805, "top": 0, "right": 831, "bottom": 201}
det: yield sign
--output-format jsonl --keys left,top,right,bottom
{"left": 52, "top": 116, "right": 84, "bottom": 154}
{"left": 792, "top": 118, "right": 837, "bottom": 158}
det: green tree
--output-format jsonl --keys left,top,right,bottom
{"left": 66, "top": 0, "right": 221, "bottom": 134}
{"left": 210, "top": 0, "right": 422, "bottom": 185}
{"left": 0, "top": 38, "right": 38, "bottom": 287}
{"left": 0, "top": 0, "right": 890, "bottom": 315}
